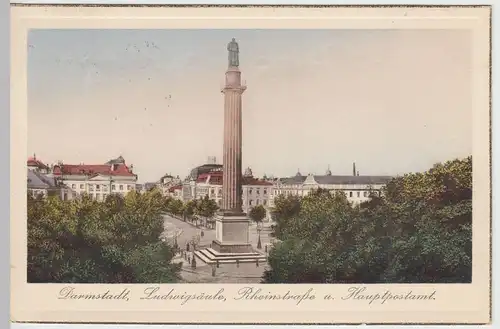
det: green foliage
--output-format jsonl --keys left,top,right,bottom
{"left": 28, "top": 190, "right": 181, "bottom": 283}
{"left": 195, "top": 195, "right": 219, "bottom": 219}
{"left": 264, "top": 157, "right": 472, "bottom": 284}
{"left": 183, "top": 200, "right": 196, "bottom": 220}
{"left": 270, "top": 194, "right": 302, "bottom": 238}
{"left": 165, "top": 198, "right": 184, "bottom": 216}
{"left": 249, "top": 205, "right": 266, "bottom": 224}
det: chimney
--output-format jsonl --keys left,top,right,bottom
{"left": 352, "top": 162, "right": 356, "bottom": 176}
{"left": 357, "top": 171, "right": 360, "bottom": 176}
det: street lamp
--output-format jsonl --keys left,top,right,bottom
{"left": 256, "top": 222, "right": 262, "bottom": 249}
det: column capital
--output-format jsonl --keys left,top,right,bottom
{"left": 221, "top": 86, "right": 247, "bottom": 93}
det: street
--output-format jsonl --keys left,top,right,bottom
{"left": 162, "top": 214, "right": 274, "bottom": 283}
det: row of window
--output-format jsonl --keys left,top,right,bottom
{"left": 200, "top": 196, "right": 268, "bottom": 207}
{"left": 70, "top": 183, "right": 133, "bottom": 192}
{"left": 208, "top": 188, "right": 269, "bottom": 195}
{"left": 64, "top": 191, "right": 130, "bottom": 201}
{"left": 249, "top": 199, "right": 267, "bottom": 206}
{"left": 277, "top": 190, "right": 381, "bottom": 198}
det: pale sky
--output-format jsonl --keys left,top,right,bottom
{"left": 28, "top": 29, "right": 472, "bottom": 183}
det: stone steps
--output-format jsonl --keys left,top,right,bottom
{"left": 194, "top": 247, "right": 267, "bottom": 265}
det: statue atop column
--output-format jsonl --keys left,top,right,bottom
{"left": 227, "top": 38, "right": 239, "bottom": 67}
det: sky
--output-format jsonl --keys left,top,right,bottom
{"left": 27, "top": 29, "right": 472, "bottom": 183}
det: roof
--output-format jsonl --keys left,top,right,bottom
{"left": 280, "top": 174, "right": 392, "bottom": 185}
{"left": 27, "top": 169, "right": 57, "bottom": 189}
{"left": 143, "top": 182, "right": 157, "bottom": 190}
{"left": 53, "top": 163, "right": 135, "bottom": 177}
{"left": 189, "top": 164, "right": 223, "bottom": 180}
{"left": 243, "top": 177, "right": 273, "bottom": 186}
{"left": 27, "top": 157, "right": 49, "bottom": 169}
{"left": 280, "top": 175, "right": 307, "bottom": 185}
{"left": 168, "top": 185, "right": 183, "bottom": 192}
{"left": 105, "top": 156, "right": 125, "bottom": 165}
{"left": 196, "top": 172, "right": 272, "bottom": 186}
{"left": 314, "top": 175, "right": 392, "bottom": 185}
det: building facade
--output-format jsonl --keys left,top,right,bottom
{"left": 50, "top": 156, "right": 138, "bottom": 201}
{"left": 180, "top": 164, "right": 274, "bottom": 220}
{"left": 271, "top": 163, "right": 392, "bottom": 207}
{"left": 27, "top": 168, "right": 64, "bottom": 198}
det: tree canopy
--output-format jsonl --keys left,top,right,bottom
{"left": 28, "top": 189, "right": 181, "bottom": 283}
{"left": 249, "top": 205, "right": 267, "bottom": 224}
{"left": 264, "top": 156, "right": 472, "bottom": 284}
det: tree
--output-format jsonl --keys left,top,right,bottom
{"left": 249, "top": 205, "right": 267, "bottom": 249}
{"left": 270, "top": 194, "right": 302, "bottom": 239}
{"left": 166, "top": 199, "right": 184, "bottom": 217}
{"left": 27, "top": 190, "right": 181, "bottom": 283}
{"left": 195, "top": 195, "right": 219, "bottom": 228}
{"left": 249, "top": 205, "right": 266, "bottom": 225}
{"left": 183, "top": 200, "right": 196, "bottom": 223}
{"left": 263, "top": 156, "right": 472, "bottom": 284}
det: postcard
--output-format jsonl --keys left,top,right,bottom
{"left": 10, "top": 5, "right": 491, "bottom": 324}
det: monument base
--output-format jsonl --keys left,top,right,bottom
{"left": 211, "top": 240, "right": 253, "bottom": 254}
{"left": 211, "top": 212, "right": 253, "bottom": 253}
{"left": 194, "top": 212, "right": 267, "bottom": 265}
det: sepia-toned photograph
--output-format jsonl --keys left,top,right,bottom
{"left": 11, "top": 5, "right": 491, "bottom": 324}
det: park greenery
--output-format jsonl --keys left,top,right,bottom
{"left": 28, "top": 189, "right": 181, "bottom": 283}
{"left": 264, "top": 156, "right": 472, "bottom": 284}
{"left": 162, "top": 194, "right": 219, "bottom": 229}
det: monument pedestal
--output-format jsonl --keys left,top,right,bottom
{"left": 194, "top": 211, "right": 267, "bottom": 265}
{"left": 212, "top": 212, "right": 253, "bottom": 254}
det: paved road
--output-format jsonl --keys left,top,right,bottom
{"left": 162, "top": 214, "right": 273, "bottom": 251}
{"left": 162, "top": 214, "right": 215, "bottom": 249}
{"left": 163, "top": 214, "right": 276, "bottom": 283}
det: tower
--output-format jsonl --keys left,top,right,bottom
{"left": 211, "top": 38, "right": 253, "bottom": 254}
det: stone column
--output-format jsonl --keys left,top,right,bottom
{"left": 212, "top": 39, "right": 253, "bottom": 254}
{"left": 221, "top": 66, "right": 246, "bottom": 214}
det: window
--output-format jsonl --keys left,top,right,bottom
{"left": 256, "top": 200, "right": 260, "bottom": 205}
{"left": 264, "top": 189, "right": 267, "bottom": 194}
{"left": 127, "top": 185, "right": 132, "bottom": 191}
{"left": 211, "top": 189, "right": 215, "bottom": 195}
{"left": 89, "top": 185, "right": 94, "bottom": 192}
{"left": 357, "top": 191, "right": 360, "bottom": 197}
{"left": 257, "top": 189, "right": 260, "bottom": 195}
{"left": 80, "top": 184, "right": 84, "bottom": 189}
{"left": 103, "top": 186, "right": 108, "bottom": 192}
{"left": 119, "top": 185, "right": 124, "bottom": 191}
{"left": 96, "top": 184, "right": 100, "bottom": 190}
{"left": 71, "top": 184, "right": 76, "bottom": 189}
{"left": 263, "top": 200, "right": 267, "bottom": 206}
{"left": 364, "top": 191, "right": 368, "bottom": 197}
{"left": 349, "top": 191, "right": 353, "bottom": 197}
{"left": 249, "top": 200, "right": 253, "bottom": 206}
{"left": 72, "top": 192, "right": 77, "bottom": 198}
{"left": 112, "top": 185, "right": 116, "bottom": 191}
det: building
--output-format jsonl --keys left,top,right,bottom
{"left": 166, "top": 184, "right": 183, "bottom": 200}
{"left": 181, "top": 163, "right": 274, "bottom": 220}
{"left": 158, "top": 174, "right": 182, "bottom": 196}
{"left": 27, "top": 169, "right": 64, "bottom": 198}
{"left": 27, "top": 154, "right": 50, "bottom": 174}
{"left": 272, "top": 163, "right": 392, "bottom": 206}
{"left": 51, "top": 155, "right": 138, "bottom": 201}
